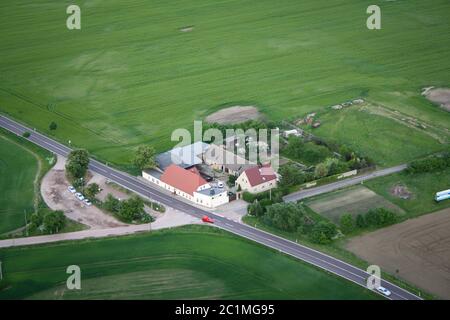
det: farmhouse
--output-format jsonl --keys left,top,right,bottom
{"left": 143, "top": 164, "right": 228, "bottom": 208}
{"left": 235, "top": 164, "right": 278, "bottom": 194}
{"left": 202, "top": 143, "right": 255, "bottom": 176}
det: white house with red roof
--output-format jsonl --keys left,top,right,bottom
{"left": 143, "top": 164, "right": 229, "bottom": 208}
{"left": 235, "top": 164, "right": 278, "bottom": 194}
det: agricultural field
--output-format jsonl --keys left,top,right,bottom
{"left": 0, "top": 226, "right": 379, "bottom": 300}
{"left": 1, "top": 0, "right": 450, "bottom": 169}
{"left": 365, "top": 168, "right": 450, "bottom": 218}
{"left": 346, "top": 207, "right": 450, "bottom": 299}
{"left": 305, "top": 186, "right": 404, "bottom": 224}
{"left": 0, "top": 129, "right": 54, "bottom": 234}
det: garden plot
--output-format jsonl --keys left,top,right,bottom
{"left": 306, "top": 186, "right": 404, "bottom": 223}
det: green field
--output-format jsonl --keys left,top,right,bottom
{"left": 0, "top": 136, "right": 38, "bottom": 233}
{"left": 0, "top": 131, "right": 51, "bottom": 234}
{"left": 365, "top": 168, "right": 450, "bottom": 217}
{"left": 308, "top": 106, "right": 445, "bottom": 167}
{"left": 0, "top": 226, "right": 379, "bottom": 299}
{"left": 1, "top": 0, "right": 450, "bottom": 169}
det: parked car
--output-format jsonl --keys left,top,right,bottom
{"left": 376, "top": 286, "right": 391, "bottom": 297}
{"left": 75, "top": 193, "right": 85, "bottom": 201}
{"left": 83, "top": 199, "right": 92, "bottom": 206}
{"left": 68, "top": 186, "right": 76, "bottom": 193}
{"left": 202, "top": 215, "right": 214, "bottom": 224}
{"left": 217, "top": 181, "right": 224, "bottom": 188}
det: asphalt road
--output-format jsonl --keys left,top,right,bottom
{"left": 0, "top": 115, "right": 422, "bottom": 300}
{"left": 284, "top": 165, "right": 408, "bottom": 202}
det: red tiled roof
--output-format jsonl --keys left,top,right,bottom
{"left": 161, "top": 164, "right": 208, "bottom": 195}
{"left": 243, "top": 164, "right": 277, "bottom": 187}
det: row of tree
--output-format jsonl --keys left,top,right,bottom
{"left": 339, "top": 208, "right": 398, "bottom": 234}
{"left": 29, "top": 209, "right": 66, "bottom": 234}
{"left": 248, "top": 201, "right": 338, "bottom": 244}
{"left": 406, "top": 153, "right": 450, "bottom": 174}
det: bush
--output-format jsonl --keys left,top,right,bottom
{"left": 355, "top": 214, "right": 367, "bottom": 228}
{"left": 49, "top": 121, "right": 57, "bottom": 131}
{"left": 115, "top": 196, "right": 151, "bottom": 223}
{"left": 364, "top": 208, "right": 397, "bottom": 227}
{"left": 227, "top": 175, "right": 237, "bottom": 187}
{"left": 247, "top": 201, "right": 264, "bottom": 217}
{"left": 407, "top": 154, "right": 450, "bottom": 174}
{"left": 278, "top": 164, "right": 306, "bottom": 187}
{"left": 355, "top": 208, "right": 397, "bottom": 230}
{"left": 84, "top": 183, "right": 100, "bottom": 200}
{"left": 43, "top": 210, "right": 66, "bottom": 234}
{"left": 308, "top": 221, "right": 337, "bottom": 244}
{"left": 339, "top": 213, "right": 355, "bottom": 234}
{"left": 103, "top": 194, "right": 121, "bottom": 213}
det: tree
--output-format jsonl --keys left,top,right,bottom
{"left": 279, "top": 164, "right": 305, "bottom": 187}
{"left": 134, "top": 145, "right": 156, "bottom": 170}
{"left": 227, "top": 175, "right": 237, "bottom": 187}
{"left": 49, "top": 121, "right": 57, "bottom": 131}
{"left": 43, "top": 210, "right": 66, "bottom": 234}
{"left": 309, "top": 221, "right": 337, "bottom": 244}
{"left": 84, "top": 183, "right": 100, "bottom": 200}
{"left": 103, "top": 194, "right": 121, "bottom": 213}
{"left": 339, "top": 213, "right": 355, "bottom": 234}
{"left": 263, "top": 203, "right": 305, "bottom": 232}
{"left": 118, "top": 196, "right": 146, "bottom": 223}
{"left": 248, "top": 200, "right": 264, "bottom": 217}
{"left": 66, "top": 149, "right": 90, "bottom": 180}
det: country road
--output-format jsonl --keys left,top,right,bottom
{"left": 283, "top": 165, "right": 407, "bottom": 202}
{"left": 0, "top": 115, "right": 421, "bottom": 300}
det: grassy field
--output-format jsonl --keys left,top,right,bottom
{"left": 0, "top": 129, "right": 55, "bottom": 234}
{"left": 0, "top": 226, "right": 379, "bottom": 300}
{"left": 1, "top": 0, "right": 449, "bottom": 169}
{"left": 0, "top": 135, "right": 38, "bottom": 233}
{"left": 365, "top": 168, "right": 450, "bottom": 218}
{"left": 307, "top": 106, "right": 445, "bottom": 167}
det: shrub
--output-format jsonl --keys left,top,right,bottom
{"left": 43, "top": 210, "right": 66, "bottom": 234}
{"left": 103, "top": 194, "right": 121, "bottom": 213}
{"left": 49, "top": 121, "right": 57, "bottom": 130}
{"left": 339, "top": 213, "right": 355, "bottom": 234}
{"left": 279, "top": 164, "right": 306, "bottom": 187}
{"left": 407, "top": 154, "right": 450, "bottom": 174}
{"left": 263, "top": 203, "right": 305, "bottom": 232}
{"left": 309, "top": 221, "right": 337, "bottom": 244}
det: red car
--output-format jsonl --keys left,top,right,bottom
{"left": 202, "top": 215, "right": 214, "bottom": 223}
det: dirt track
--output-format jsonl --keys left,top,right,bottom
{"left": 346, "top": 208, "right": 450, "bottom": 299}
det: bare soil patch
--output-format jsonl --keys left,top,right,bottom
{"left": 205, "top": 106, "right": 263, "bottom": 124}
{"left": 424, "top": 87, "right": 450, "bottom": 111}
{"left": 346, "top": 208, "right": 450, "bottom": 299}
{"left": 41, "top": 156, "right": 125, "bottom": 229}
{"left": 390, "top": 184, "right": 412, "bottom": 200}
